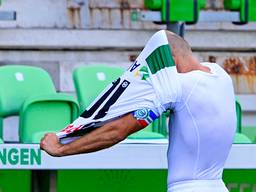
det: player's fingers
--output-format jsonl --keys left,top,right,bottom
{"left": 40, "top": 133, "right": 49, "bottom": 149}
{"left": 45, "top": 133, "right": 56, "bottom": 138}
{"left": 40, "top": 140, "right": 45, "bottom": 150}
{"left": 40, "top": 134, "right": 47, "bottom": 145}
{"left": 44, "top": 133, "right": 51, "bottom": 137}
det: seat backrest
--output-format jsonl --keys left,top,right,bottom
{"left": 0, "top": 117, "right": 2, "bottom": 139}
{"left": 0, "top": 65, "right": 56, "bottom": 117}
{"left": 235, "top": 99, "right": 242, "bottom": 133}
{"left": 19, "top": 94, "right": 79, "bottom": 143}
{"left": 233, "top": 133, "right": 252, "bottom": 144}
{"left": 73, "top": 64, "right": 125, "bottom": 111}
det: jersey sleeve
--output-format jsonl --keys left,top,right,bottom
{"left": 57, "top": 30, "right": 182, "bottom": 144}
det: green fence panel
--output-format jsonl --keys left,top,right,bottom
{"left": 0, "top": 170, "right": 31, "bottom": 192}
{"left": 57, "top": 169, "right": 256, "bottom": 192}
{"left": 57, "top": 170, "right": 168, "bottom": 192}
{"left": 223, "top": 169, "right": 256, "bottom": 192}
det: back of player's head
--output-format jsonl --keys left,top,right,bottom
{"left": 165, "top": 30, "right": 192, "bottom": 59}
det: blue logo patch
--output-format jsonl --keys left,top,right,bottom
{"left": 134, "top": 108, "right": 149, "bottom": 119}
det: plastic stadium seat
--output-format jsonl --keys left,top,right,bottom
{"left": 0, "top": 65, "right": 55, "bottom": 117}
{"left": 235, "top": 99, "right": 242, "bottom": 133}
{"left": 0, "top": 65, "right": 58, "bottom": 192}
{"left": 0, "top": 117, "right": 2, "bottom": 141}
{"left": 0, "top": 65, "right": 79, "bottom": 143}
{"left": 73, "top": 64, "right": 125, "bottom": 112}
{"left": 233, "top": 99, "right": 252, "bottom": 144}
{"left": 233, "top": 133, "right": 252, "bottom": 144}
{"left": 0, "top": 65, "right": 55, "bottom": 142}
{"left": 240, "top": 126, "right": 256, "bottom": 143}
{"left": 127, "top": 129, "right": 165, "bottom": 139}
{"left": 155, "top": 110, "right": 171, "bottom": 137}
{"left": 73, "top": 64, "right": 165, "bottom": 139}
{"left": 19, "top": 94, "right": 79, "bottom": 143}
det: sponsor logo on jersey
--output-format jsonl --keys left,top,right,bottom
{"left": 129, "top": 60, "right": 141, "bottom": 72}
{"left": 133, "top": 66, "right": 150, "bottom": 80}
{"left": 139, "top": 66, "right": 149, "bottom": 80}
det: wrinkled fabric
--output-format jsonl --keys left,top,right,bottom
{"left": 57, "top": 30, "right": 182, "bottom": 144}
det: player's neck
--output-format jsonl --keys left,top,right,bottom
{"left": 177, "top": 55, "right": 199, "bottom": 73}
{"left": 198, "top": 65, "right": 211, "bottom": 73}
{"left": 178, "top": 56, "right": 211, "bottom": 74}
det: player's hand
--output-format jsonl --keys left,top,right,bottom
{"left": 40, "top": 133, "right": 63, "bottom": 157}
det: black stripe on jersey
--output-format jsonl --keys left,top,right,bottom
{"left": 65, "top": 125, "right": 100, "bottom": 138}
{"left": 81, "top": 78, "right": 121, "bottom": 118}
{"left": 93, "top": 80, "right": 130, "bottom": 120}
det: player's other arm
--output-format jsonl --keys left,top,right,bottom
{"left": 40, "top": 113, "right": 143, "bottom": 157}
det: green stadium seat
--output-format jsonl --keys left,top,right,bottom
{"left": 236, "top": 98, "right": 256, "bottom": 143}
{"left": 155, "top": 110, "right": 171, "bottom": 137}
{"left": 73, "top": 64, "right": 165, "bottom": 139}
{"left": 240, "top": 126, "right": 256, "bottom": 143}
{"left": 0, "top": 66, "right": 50, "bottom": 192}
{"left": 73, "top": 64, "right": 125, "bottom": 112}
{"left": 0, "top": 65, "right": 55, "bottom": 142}
{"left": 235, "top": 99, "right": 242, "bottom": 133}
{"left": 19, "top": 94, "right": 79, "bottom": 143}
{"left": 0, "top": 65, "right": 56, "bottom": 117}
{"left": 0, "top": 65, "right": 79, "bottom": 143}
{"left": 127, "top": 129, "right": 165, "bottom": 139}
{"left": 0, "top": 65, "right": 55, "bottom": 143}
{"left": 0, "top": 117, "right": 2, "bottom": 142}
{"left": 234, "top": 99, "right": 252, "bottom": 144}
{"left": 233, "top": 133, "right": 252, "bottom": 144}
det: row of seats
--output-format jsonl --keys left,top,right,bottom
{"left": 0, "top": 64, "right": 166, "bottom": 144}
{"left": 0, "top": 65, "right": 78, "bottom": 143}
{"left": 0, "top": 64, "right": 253, "bottom": 143}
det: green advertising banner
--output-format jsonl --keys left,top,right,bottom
{"left": 0, "top": 169, "right": 255, "bottom": 192}
{"left": 1, "top": 144, "right": 256, "bottom": 169}
{"left": 57, "top": 170, "right": 168, "bottom": 192}
{"left": 0, "top": 144, "right": 255, "bottom": 192}
{"left": 224, "top": 169, "right": 256, "bottom": 192}
{"left": 0, "top": 170, "right": 31, "bottom": 192}
{"left": 57, "top": 169, "right": 256, "bottom": 192}
{"left": 0, "top": 148, "right": 41, "bottom": 166}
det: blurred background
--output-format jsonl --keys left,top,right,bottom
{"left": 0, "top": 0, "right": 255, "bottom": 192}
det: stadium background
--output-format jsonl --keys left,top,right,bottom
{"left": 0, "top": 0, "right": 256, "bottom": 192}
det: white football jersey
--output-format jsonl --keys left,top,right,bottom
{"left": 57, "top": 30, "right": 181, "bottom": 143}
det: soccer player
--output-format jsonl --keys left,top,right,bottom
{"left": 40, "top": 30, "right": 236, "bottom": 192}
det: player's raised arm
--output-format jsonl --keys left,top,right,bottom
{"left": 40, "top": 113, "right": 143, "bottom": 157}
{"left": 40, "top": 30, "right": 181, "bottom": 156}
{"left": 54, "top": 30, "right": 180, "bottom": 145}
